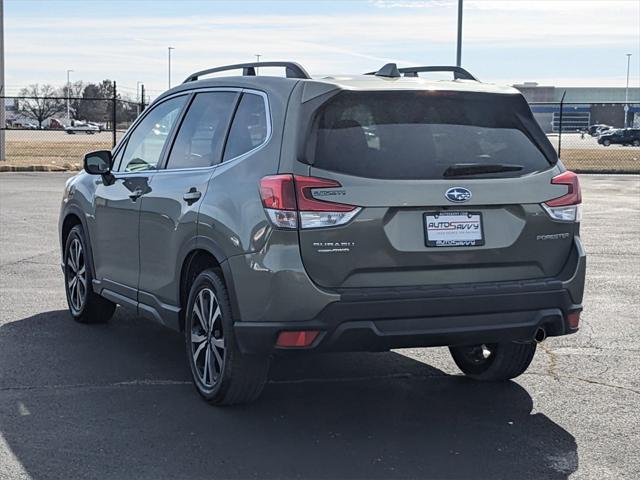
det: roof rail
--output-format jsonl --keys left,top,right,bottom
{"left": 183, "top": 61, "right": 311, "bottom": 83}
{"left": 364, "top": 65, "right": 477, "bottom": 81}
{"left": 398, "top": 66, "right": 478, "bottom": 81}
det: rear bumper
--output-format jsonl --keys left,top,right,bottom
{"left": 231, "top": 238, "right": 586, "bottom": 355}
{"left": 235, "top": 284, "right": 581, "bottom": 354}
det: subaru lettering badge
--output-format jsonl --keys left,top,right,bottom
{"left": 445, "top": 187, "right": 472, "bottom": 203}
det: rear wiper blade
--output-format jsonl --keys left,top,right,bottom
{"left": 443, "top": 163, "right": 524, "bottom": 177}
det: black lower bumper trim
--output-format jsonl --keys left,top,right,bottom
{"left": 234, "top": 287, "right": 581, "bottom": 355}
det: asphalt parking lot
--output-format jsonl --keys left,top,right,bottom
{"left": 0, "top": 172, "right": 638, "bottom": 480}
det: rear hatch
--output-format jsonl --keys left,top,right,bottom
{"left": 293, "top": 90, "right": 579, "bottom": 289}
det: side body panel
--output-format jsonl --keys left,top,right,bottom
{"left": 89, "top": 173, "right": 152, "bottom": 299}
{"left": 197, "top": 86, "right": 293, "bottom": 261}
{"left": 137, "top": 168, "right": 214, "bottom": 327}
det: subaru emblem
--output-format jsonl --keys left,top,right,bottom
{"left": 445, "top": 187, "right": 472, "bottom": 203}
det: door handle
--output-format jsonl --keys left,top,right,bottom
{"left": 129, "top": 188, "right": 144, "bottom": 201}
{"left": 183, "top": 188, "right": 202, "bottom": 205}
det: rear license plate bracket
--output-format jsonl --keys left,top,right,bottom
{"left": 424, "top": 211, "right": 484, "bottom": 247}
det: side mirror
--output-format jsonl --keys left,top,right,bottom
{"left": 83, "top": 150, "right": 112, "bottom": 175}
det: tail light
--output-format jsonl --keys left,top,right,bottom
{"left": 259, "top": 175, "right": 298, "bottom": 229}
{"left": 542, "top": 171, "right": 582, "bottom": 222}
{"left": 259, "top": 175, "right": 361, "bottom": 229}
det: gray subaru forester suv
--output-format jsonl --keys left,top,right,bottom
{"left": 59, "top": 62, "right": 586, "bottom": 405}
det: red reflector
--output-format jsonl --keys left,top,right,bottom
{"left": 567, "top": 311, "right": 581, "bottom": 329}
{"left": 546, "top": 171, "right": 582, "bottom": 207}
{"left": 259, "top": 175, "right": 297, "bottom": 210}
{"left": 276, "top": 330, "right": 320, "bottom": 348}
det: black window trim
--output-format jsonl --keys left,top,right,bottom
{"left": 110, "top": 87, "right": 272, "bottom": 176}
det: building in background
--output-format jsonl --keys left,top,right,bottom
{"left": 513, "top": 82, "right": 640, "bottom": 133}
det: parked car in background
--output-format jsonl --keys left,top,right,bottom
{"left": 59, "top": 61, "right": 586, "bottom": 406}
{"left": 598, "top": 128, "right": 640, "bottom": 147}
{"left": 65, "top": 122, "right": 100, "bottom": 134}
{"left": 594, "top": 125, "right": 615, "bottom": 137}
{"left": 586, "top": 124, "right": 609, "bottom": 136}
{"left": 87, "top": 122, "right": 106, "bottom": 132}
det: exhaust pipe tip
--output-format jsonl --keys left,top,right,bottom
{"left": 534, "top": 327, "right": 547, "bottom": 343}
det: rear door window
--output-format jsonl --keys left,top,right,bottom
{"left": 166, "top": 91, "right": 238, "bottom": 169}
{"left": 223, "top": 93, "right": 269, "bottom": 161}
{"left": 310, "top": 91, "right": 554, "bottom": 179}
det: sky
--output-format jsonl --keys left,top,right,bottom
{"left": 3, "top": 0, "right": 640, "bottom": 99}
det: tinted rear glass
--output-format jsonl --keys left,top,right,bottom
{"left": 311, "top": 91, "right": 553, "bottom": 179}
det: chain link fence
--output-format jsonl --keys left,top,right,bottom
{"left": 529, "top": 101, "right": 640, "bottom": 173}
{"left": 1, "top": 93, "right": 143, "bottom": 170}
{"left": 1, "top": 94, "right": 639, "bottom": 173}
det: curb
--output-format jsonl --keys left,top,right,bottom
{"left": 0, "top": 165, "right": 80, "bottom": 172}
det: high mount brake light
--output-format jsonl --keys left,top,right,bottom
{"left": 259, "top": 175, "right": 361, "bottom": 229}
{"left": 543, "top": 171, "right": 582, "bottom": 222}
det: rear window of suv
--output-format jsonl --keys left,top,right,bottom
{"left": 309, "top": 91, "right": 554, "bottom": 179}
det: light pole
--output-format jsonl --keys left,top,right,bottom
{"left": 624, "top": 53, "right": 632, "bottom": 128}
{"left": 456, "top": 0, "right": 463, "bottom": 67}
{"left": 136, "top": 80, "right": 142, "bottom": 115}
{"left": 255, "top": 54, "right": 261, "bottom": 75}
{"left": 0, "top": 0, "right": 5, "bottom": 161}
{"left": 66, "top": 69, "right": 74, "bottom": 124}
{"left": 168, "top": 47, "right": 175, "bottom": 89}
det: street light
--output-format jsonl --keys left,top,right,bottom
{"left": 136, "top": 81, "right": 142, "bottom": 115}
{"left": 255, "top": 54, "right": 261, "bottom": 75}
{"left": 168, "top": 47, "right": 175, "bottom": 89}
{"left": 0, "top": 0, "right": 6, "bottom": 161}
{"left": 66, "top": 69, "right": 74, "bottom": 124}
{"left": 456, "top": 0, "right": 463, "bottom": 67}
{"left": 624, "top": 53, "right": 632, "bottom": 128}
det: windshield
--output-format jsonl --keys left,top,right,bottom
{"left": 310, "top": 91, "right": 554, "bottom": 180}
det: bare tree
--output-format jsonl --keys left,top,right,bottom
{"left": 18, "top": 84, "right": 65, "bottom": 127}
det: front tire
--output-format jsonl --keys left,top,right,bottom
{"left": 64, "top": 225, "right": 116, "bottom": 323}
{"left": 185, "top": 269, "right": 270, "bottom": 405}
{"left": 602, "top": 139, "right": 611, "bottom": 146}
{"left": 449, "top": 341, "right": 536, "bottom": 381}
{"left": 633, "top": 140, "right": 640, "bottom": 147}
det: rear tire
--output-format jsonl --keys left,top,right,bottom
{"left": 449, "top": 341, "right": 536, "bottom": 381}
{"left": 64, "top": 225, "right": 116, "bottom": 324}
{"left": 185, "top": 269, "right": 270, "bottom": 405}
{"left": 602, "top": 139, "right": 611, "bottom": 146}
{"left": 633, "top": 140, "right": 640, "bottom": 147}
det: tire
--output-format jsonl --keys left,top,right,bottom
{"left": 449, "top": 341, "right": 536, "bottom": 381}
{"left": 633, "top": 140, "right": 640, "bottom": 147}
{"left": 64, "top": 225, "right": 116, "bottom": 324}
{"left": 185, "top": 269, "right": 270, "bottom": 405}
{"left": 602, "top": 139, "right": 611, "bottom": 146}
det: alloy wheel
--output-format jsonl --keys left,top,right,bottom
{"left": 66, "top": 238, "right": 86, "bottom": 314}
{"left": 190, "top": 288, "right": 225, "bottom": 390}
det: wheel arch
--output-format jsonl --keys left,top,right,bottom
{"left": 178, "top": 237, "right": 240, "bottom": 331}
{"left": 61, "top": 206, "right": 97, "bottom": 280}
